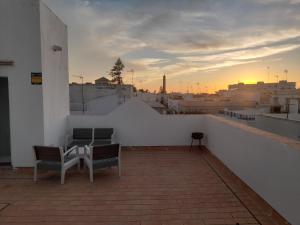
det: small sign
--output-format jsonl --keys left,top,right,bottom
{"left": 31, "top": 73, "right": 42, "bottom": 85}
{"left": 0, "top": 60, "right": 14, "bottom": 66}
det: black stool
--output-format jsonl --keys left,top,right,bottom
{"left": 190, "top": 132, "right": 204, "bottom": 151}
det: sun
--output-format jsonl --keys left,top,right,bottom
{"left": 242, "top": 79, "right": 258, "bottom": 84}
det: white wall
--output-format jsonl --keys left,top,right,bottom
{"left": 70, "top": 84, "right": 117, "bottom": 106}
{"left": 290, "top": 99, "right": 299, "bottom": 113}
{"left": 204, "top": 115, "right": 300, "bottom": 225}
{"left": 86, "top": 95, "right": 120, "bottom": 115}
{"left": 40, "top": 2, "right": 69, "bottom": 146}
{"left": 0, "top": 0, "right": 69, "bottom": 167}
{"left": 68, "top": 99, "right": 204, "bottom": 146}
{"left": 0, "top": 0, "right": 45, "bottom": 167}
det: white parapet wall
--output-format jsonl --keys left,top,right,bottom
{"left": 204, "top": 115, "right": 300, "bottom": 225}
{"left": 68, "top": 99, "right": 204, "bottom": 146}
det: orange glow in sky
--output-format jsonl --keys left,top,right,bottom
{"left": 44, "top": 0, "right": 300, "bottom": 93}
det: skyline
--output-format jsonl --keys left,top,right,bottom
{"left": 44, "top": 0, "right": 300, "bottom": 93}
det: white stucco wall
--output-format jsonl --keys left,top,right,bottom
{"left": 85, "top": 95, "right": 120, "bottom": 115}
{"left": 68, "top": 99, "right": 204, "bottom": 146}
{"left": 0, "top": 0, "right": 69, "bottom": 167}
{"left": 204, "top": 115, "right": 300, "bottom": 225}
{"left": 40, "top": 2, "right": 69, "bottom": 146}
{"left": 0, "top": 0, "right": 44, "bottom": 167}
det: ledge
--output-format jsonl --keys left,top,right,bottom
{"left": 207, "top": 115, "right": 300, "bottom": 151}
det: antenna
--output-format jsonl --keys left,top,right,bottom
{"left": 284, "top": 69, "right": 288, "bottom": 81}
{"left": 73, "top": 74, "right": 85, "bottom": 114}
{"left": 267, "top": 66, "right": 270, "bottom": 82}
{"left": 127, "top": 69, "right": 134, "bottom": 86}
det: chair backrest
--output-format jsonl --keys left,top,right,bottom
{"left": 34, "top": 146, "right": 62, "bottom": 162}
{"left": 94, "top": 128, "right": 114, "bottom": 140}
{"left": 73, "top": 128, "right": 93, "bottom": 140}
{"left": 92, "top": 144, "right": 120, "bottom": 160}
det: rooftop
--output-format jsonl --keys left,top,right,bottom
{"left": 0, "top": 147, "right": 287, "bottom": 225}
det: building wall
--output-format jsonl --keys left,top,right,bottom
{"left": 70, "top": 84, "right": 133, "bottom": 113}
{"left": 70, "top": 84, "right": 117, "bottom": 106}
{"left": 85, "top": 95, "right": 120, "bottom": 115}
{"left": 40, "top": 2, "right": 69, "bottom": 146}
{"left": 0, "top": 0, "right": 44, "bottom": 167}
{"left": 204, "top": 115, "right": 300, "bottom": 225}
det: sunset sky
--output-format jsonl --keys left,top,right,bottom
{"left": 44, "top": 0, "right": 300, "bottom": 93}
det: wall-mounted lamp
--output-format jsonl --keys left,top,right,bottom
{"left": 52, "top": 45, "right": 62, "bottom": 52}
{"left": 0, "top": 60, "right": 14, "bottom": 66}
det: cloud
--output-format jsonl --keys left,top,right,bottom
{"left": 43, "top": 0, "right": 300, "bottom": 85}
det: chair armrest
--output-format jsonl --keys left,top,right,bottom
{"left": 64, "top": 134, "right": 72, "bottom": 150}
{"left": 34, "top": 160, "right": 41, "bottom": 165}
{"left": 84, "top": 145, "right": 91, "bottom": 159}
{"left": 64, "top": 145, "right": 78, "bottom": 157}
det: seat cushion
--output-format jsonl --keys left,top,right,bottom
{"left": 37, "top": 161, "right": 61, "bottom": 171}
{"left": 37, "top": 154, "right": 78, "bottom": 171}
{"left": 93, "top": 157, "right": 118, "bottom": 170}
{"left": 92, "top": 140, "right": 112, "bottom": 146}
{"left": 68, "top": 140, "right": 92, "bottom": 148}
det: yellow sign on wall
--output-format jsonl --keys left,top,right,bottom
{"left": 31, "top": 73, "right": 42, "bottom": 85}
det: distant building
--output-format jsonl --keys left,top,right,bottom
{"left": 168, "top": 96, "right": 256, "bottom": 114}
{"left": 137, "top": 92, "right": 167, "bottom": 113}
{"left": 69, "top": 77, "right": 133, "bottom": 114}
{"left": 228, "top": 80, "right": 296, "bottom": 91}
{"left": 95, "top": 77, "right": 114, "bottom": 88}
{"left": 270, "top": 94, "right": 300, "bottom": 113}
{"left": 225, "top": 80, "right": 298, "bottom": 108}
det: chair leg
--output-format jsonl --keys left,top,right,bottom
{"left": 190, "top": 139, "right": 193, "bottom": 151}
{"left": 33, "top": 165, "right": 37, "bottom": 182}
{"left": 61, "top": 169, "right": 66, "bottom": 185}
{"left": 118, "top": 164, "right": 121, "bottom": 177}
{"left": 77, "top": 159, "right": 80, "bottom": 171}
{"left": 89, "top": 167, "right": 93, "bottom": 183}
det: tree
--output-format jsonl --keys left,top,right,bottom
{"left": 110, "top": 58, "right": 125, "bottom": 85}
{"left": 132, "top": 86, "right": 137, "bottom": 92}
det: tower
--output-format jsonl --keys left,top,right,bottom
{"left": 163, "top": 74, "right": 166, "bottom": 94}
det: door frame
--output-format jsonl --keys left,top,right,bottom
{"left": 0, "top": 77, "right": 11, "bottom": 165}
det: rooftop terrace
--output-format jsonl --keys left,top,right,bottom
{"left": 0, "top": 147, "right": 287, "bottom": 225}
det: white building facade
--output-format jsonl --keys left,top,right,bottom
{"left": 70, "top": 81, "right": 133, "bottom": 114}
{"left": 0, "top": 0, "right": 69, "bottom": 167}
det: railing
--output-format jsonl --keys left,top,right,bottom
{"left": 222, "top": 109, "right": 256, "bottom": 120}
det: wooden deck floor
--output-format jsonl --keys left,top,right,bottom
{"left": 0, "top": 147, "right": 288, "bottom": 225}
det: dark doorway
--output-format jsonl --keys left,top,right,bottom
{"left": 0, "top": 77, "right": 11, "bottom": 164}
